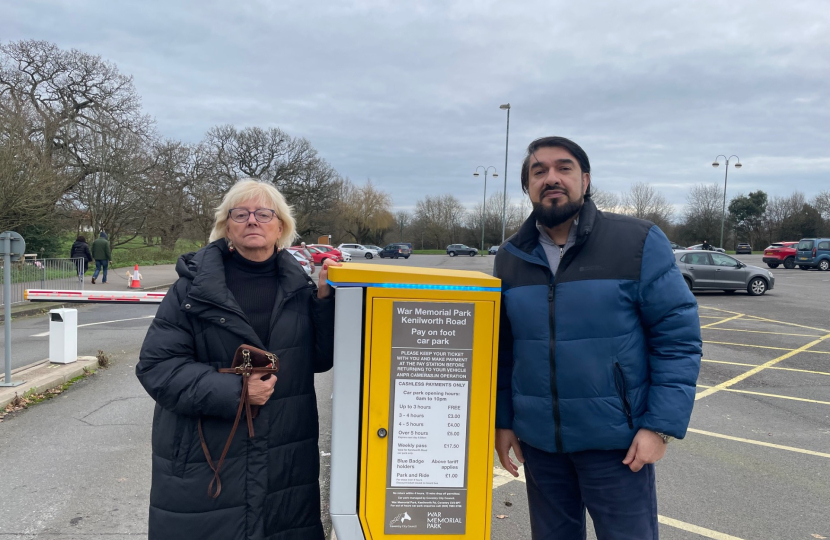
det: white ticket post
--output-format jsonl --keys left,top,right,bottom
{"left": 49, "top": 308, "right": 78, "bottom": 364}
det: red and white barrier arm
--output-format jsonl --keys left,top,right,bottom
{"left": 24, "top": 289, "right": 167, "bottom": 304}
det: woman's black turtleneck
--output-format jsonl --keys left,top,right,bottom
{"left": 224, "top": 250, "right": 279, "bottom": 345}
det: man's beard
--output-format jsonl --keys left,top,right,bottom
{"left": 532, "top": 194, "right": 583, "bottom": 228}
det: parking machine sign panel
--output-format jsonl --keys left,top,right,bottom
{"left": 385, "top": 301, "right": 475, "bottom": 535}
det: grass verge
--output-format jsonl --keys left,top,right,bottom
{"left": 0, "top": 367, "right": 98, "bottom": 423}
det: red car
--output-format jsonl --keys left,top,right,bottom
{"left": 309, "top": 244, "right": 347, "bottom": 262}
{"left": 763, "top": 241, "right": 799, "bottom": 269}
{"left": 289, "top": 245, "right": 341, "bottom": 265}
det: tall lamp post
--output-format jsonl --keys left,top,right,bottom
{"left": 499, "top": 103, "right": 511, "bottom": 243}
{"left": 712, "top": 155, "right": 742, "bottom": 250}
{"left": 474, "top": 166, "right": 498, "bottom": 256}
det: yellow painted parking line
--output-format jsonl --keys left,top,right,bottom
{"left": 657, "top": 516, "right": 745, "bottom": 540}
{"left": 698, "top": 306, "right": 743, "bottom": 316}
{"left": 697, "top": 332, "right": 830, "bottom": 400}
{"left": 699, "top": 315, "right": 727, "bottom": 320}
{"left": 699, "top": 306, "right": 830, "bottom": 333}
{"left": 742, "top": 314, "right": 830, "bottom": 333}
{"left": 688, "top": 428, "right": 830, "bottom": 459}
{"left": 703, "top": 340, "right": 793, "bottom": 352}
{"left": 702, "top": 327, "right": 822, "bottom": 338}
{"left": 492, "top": 465, "right": 526, "bottom": 489}
{"left": 696, "top": 384, "right": 830, "bottom": 405}
{"left": 494, "top": 467, "right": 746, "bottom": 539}
{"left": 702, "top": 359, "right": 830, "bottom": 377}
{"left": 703, "top": 340, "right": 830, "bottom": 354}
{"left": 700, "top": 313, "right": 744, "bottom": 329}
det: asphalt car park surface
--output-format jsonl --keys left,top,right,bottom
{"left": 2, "top": 253, "right": 826, "bottom": 539}
{"left": 359, "top": 254, "right": 830, "bottom": 539}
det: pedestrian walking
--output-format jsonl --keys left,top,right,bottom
{"left": 69, "top": 235, "right": 93, "bottom": 279}
{"left": 300, "top": 241, "right": 314, "bottom": 262}
{"left": 90, "top": 232, "right": 112, "bottom": 284}
{"left": 493, "top": 136, "right": 702, "bottom": 539}
{"left": 702, "top": 239, "right": 711, "bottom": 251}
{"left": 136, "top": 179, "right": 339, "bottom": 540}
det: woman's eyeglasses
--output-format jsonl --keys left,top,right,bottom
{"left": 228, "top": 208, "right": 277, "bottom": 223}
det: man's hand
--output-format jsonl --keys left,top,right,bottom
{"left": 317, "top": 258, "right": 342, "bottom": 299}
{"left": 622, "top": 429, "right": 667, "bottom": 472}
{"left": 247, "top": 373, "right": 278, "bottom": 406}
{"left": 495, "top": 428, "right": 525, "bottom": 477}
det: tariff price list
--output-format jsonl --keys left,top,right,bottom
{"left": 390, "top": 379, "right": 469, "bottom": 488}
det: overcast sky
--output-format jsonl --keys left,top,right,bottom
{"left": 4, "top": 0, "right": 829, "bottom": 213}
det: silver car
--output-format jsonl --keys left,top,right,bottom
{"left": 675, "top": 250, "right": 774, "bottom": 296}
{"left": 686, "top": 244, "right": 726, "bottom": 253}
{"left": 337, "top": 243, "right": 376, "bottom": 259}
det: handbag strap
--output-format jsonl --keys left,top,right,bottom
{"left": 197, "top": 367, "right": 277, "bottom": 499}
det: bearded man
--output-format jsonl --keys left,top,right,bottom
{"left": 493, "top": 136, "right": 701, "bottom": 539}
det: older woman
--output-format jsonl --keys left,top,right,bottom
{"left": 137, "top": 179, "right": 337, "bottom": 540}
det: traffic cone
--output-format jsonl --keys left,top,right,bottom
{"left": 129, "top": 264, "right": 142, "bottom": 289}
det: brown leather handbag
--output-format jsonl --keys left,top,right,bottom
{"left": 198, "top": 344, "right": 279, "bottom": 498}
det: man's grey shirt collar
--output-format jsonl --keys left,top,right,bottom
{"left": 536, "top": 217, "right": 578, "bottom": 275}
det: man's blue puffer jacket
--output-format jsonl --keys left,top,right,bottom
{"left": 494, "top": 199, "right": 702, "bottom": 454}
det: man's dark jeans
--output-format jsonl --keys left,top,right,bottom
{"left": 92, "top": 260, "right": 108, "bottom": 283}
{"left": 520, "top": 442, "right": 658, "bottom": 540}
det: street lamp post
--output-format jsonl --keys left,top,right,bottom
{"left": 499, "top": 104, "right": 511, "bottom": 243}
{"left": 474, "top": 166, "right": 498, "bottom": 256}
{"left": 712, "top": 155, "right": 742, "bottom": 250}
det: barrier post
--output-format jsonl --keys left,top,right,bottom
{"left": 1, "top": 231, "right": 26, "bottom": 387}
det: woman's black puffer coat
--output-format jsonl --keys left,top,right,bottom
{"left": 136, "top": 240, "right": 334, "bottom": 540}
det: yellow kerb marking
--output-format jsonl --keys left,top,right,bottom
{"left": 696, "top": 384, "right": 830, "bottom": 405}
{"left": 702, "top": 359, "right": 830, "bottom": 377}
{"left": 696, "top": 332, "right": 830, "bottom": 400}
{"left": 700, "top": 313, "right": 743, "bottom": 329}
{"left": 688, "top": 428, "right": 830, "bottom": 459}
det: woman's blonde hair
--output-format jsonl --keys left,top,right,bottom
{"left": 209, "top": 179, "right": 297, "bottom": 249}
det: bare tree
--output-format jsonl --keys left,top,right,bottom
{"left": 620, "top": 182, "right": 674, "bottom": 229}
{"left": 811, "top": 190, "right": 830, "bottom": 221}
{"left": 62, "top": 130, "right": 150, "bottom": 245}
{"left": 0, "top": 40, "right": 152, "bottom": 194}
{"left": 765, "top": 192, "right": 807, "bottom": 241}
{"left": 590, "top": 186, "right": 621, "bottom": 213}
{"left": 413, "top": 194, "right": 467, "bottom": 249}
{"left": 337, "top": 180, "right": 395, "bottom": 245}
{"left": 679, "top": 183, "right": 722, "bottom": 245}
{"left": 394, "top": 211, "right": 411, "bottom": 243}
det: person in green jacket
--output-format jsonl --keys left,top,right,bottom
{"left": 91, "top": 232, "right": 112, "bottom": 284}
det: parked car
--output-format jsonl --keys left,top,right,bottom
{"left": 338, "top": 243, "right": 376, "bottom": 259}
{"left": 735, "top": 243, "right": 752, "bottom": 254}
{"left": 289, "top": 246, "right": 340, "bottom": 265}
{"left": 488, "top": 245, "right": 499, "bottom": 255}
{"left": 687, "top": 244, "right": 726, "bottom": 253}
{"left": 288, "top": 249, "right": 314, "bottom": 276}
{"left": 378, "top": 243, "right": 411, "bottom": 259}
{"left": 795, "top": 238, "right": 830, "bottom": 271}
{"left": 363, "top": 245, "right": 383, "bottom": 256}
{"left": 675, "top": 250, "right": 774, "bottom": 296}
{"left": 669, "top": 242, "right": 686, "bottom": 250}
{"left": 446, "top": 244, "right": 478, "bottom": 257}
{"left": 762, "top": 241, "right": 799, "bottom": 269}
{"left": 310, "top": 244, "right": 350, "bottom": 262}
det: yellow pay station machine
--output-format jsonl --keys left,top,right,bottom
{"left": 327, "top": 263, "right": 501, "bottom": 539}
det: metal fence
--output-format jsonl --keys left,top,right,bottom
{"left": 0, "top": 258, "right": 85, "bottom": 308}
